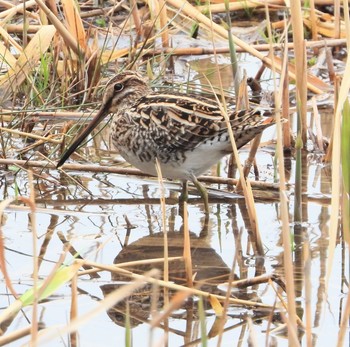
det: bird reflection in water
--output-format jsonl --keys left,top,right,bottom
{"left": 100, "top": 230, "right": 261, "bottom": 329}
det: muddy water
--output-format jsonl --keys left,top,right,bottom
{"left": 0, "top": 63, "right": 348, "bottom": 346}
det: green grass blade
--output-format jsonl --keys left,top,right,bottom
{"left": 0, "top": 262, "right": 82, "bottom": 325}
{"left": 125, "top": 301, "right": 131, "bottom": 347}
{"left": 20, "top": 261, "right": 82, "bottom": 306}
{"left": 294, "top": 132, "right": 303, "bottom": 223}
{"left": 198, "top": 296, "right": 207, "bottom": 347}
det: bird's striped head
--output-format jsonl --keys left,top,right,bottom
{"left": 57, "top": 70, "right": 149, "bottom": 168}
{"left": 103, "top": 71, "right": 150, "bottom": 113}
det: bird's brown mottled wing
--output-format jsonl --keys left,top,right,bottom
{"left": 130, "top": 92, "right": 274, "bottom": 152}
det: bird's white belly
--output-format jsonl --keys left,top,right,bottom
{"left": 118, "top": 141, "right": 229, "bottom": 180}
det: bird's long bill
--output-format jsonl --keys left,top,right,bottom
{"left": 56, "top": 107, "right": 110, "bottom": 168}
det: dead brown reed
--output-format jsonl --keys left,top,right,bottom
{"left": 155, "top": 158, "right": 170, "bottom": 338}
{"left": 83, "top": 260, "right": 273, "bottom": 308}
{"left": 265, "top": 5, "right": 298, "bottom": 344}
{"left": 326, "top": 0, "right": 350, "bottom": 286}
{"left": 0, "top": 158, "right": 282, "bottom": 191}
{"left": 203, "top": 35, "right": 264, "bottom": 256}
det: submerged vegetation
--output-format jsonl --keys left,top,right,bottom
{"left": 0, "top": 0, "right": 349, "bottom": 346}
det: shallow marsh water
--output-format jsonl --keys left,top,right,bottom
{"left": 0, "top": 55, "right": 348, "bottom": 346}
{"left": 0, "top": 135, "right": 347, "bottom": 346}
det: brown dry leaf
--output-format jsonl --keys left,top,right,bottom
{"left": 62, "top": 0, "right": 87, "bottom": 51}
{"left": 0, "top": 25, "right": 56, "bottom": 96}
{"left": 208, "top": 294, "right": 224, "bottom": 316}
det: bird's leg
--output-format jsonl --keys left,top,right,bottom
{"left": 178, "top": 180, "right": 188, "bottom": 215}
{"left": 190, "top": 174, "right": 209, "bottom": 215}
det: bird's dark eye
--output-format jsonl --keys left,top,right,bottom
{"left": 114, "top": 83, "right": 124, "bottom": 92}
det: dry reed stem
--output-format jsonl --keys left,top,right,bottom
{"left": 334, "top": 0, "right": 341, "bottom": 39}
{"left": 4, "top": 24, "right": 42, "bottom": 33}
{"left": 215, "top": 250, "right": 238, "bottom": 344}
{"left": 155, "top": 158, "right": 170, "bottom": 327}
{"left": 204, "top": 13, "right": 264, "bottom": 255}
{"left": 0, "top": 325, "right": 43, "bottom": 346}
{"left": 304, "top": 241, "right": 313, "bottom": 347}
{"left": 282, "top": 44, "right": 291, "bottom": 148}
{"left": 0, "top": 110, "right": 100, "bottom": 120}
{"left": 325, "top": 47, "right": 336, "bottom": 83}
{"left": 324, "top": 76, "right": 340, "bottom": 161}
{"left": 237, "top": 133, "right": 263, "bottom": 187}
{"left": 265, "top": 6, "right": 298, "bottom": 342}
{"left": 337, "top": 285, "right": 350, "bottom": 346}
{"left": 223, "top": 136, "right": 263, "bottom": 253}
{"left": 129, "top": 0, "right": 142, "bottom": 38}
{"left": 158, "top": 0, "right": 169, "bottom": 47}
{"left": 0, "top": 300, "right": 23, "bottom": 332}
{"left": 28, "top": 170, "right": 39, "bottom": 345}
{"left": 84, "top": 260, "right": 273, "bottom": 308}
{"left": 0, "top": 126, "right": 62, "bottom": 143}
{"left": 275, "top": 310, "right": 301, "bottom": 347}
{"left": 311, "top": 97, "right": 324, "bottom": 151}
{"left": 198, "top": 175, "right": 281, "bottom": 189}
{"left": 0, "top": 326, "right": 38, "bottom": 346}
{"left": 223, "top": 273, "right": 285, "bottom": 290}
{"left": 2, "top": 33, "right": 343, "bottom": 51}
{"left": 78, "top": 257, "right": 183, "bottom": 277}
{"left": 309, "top": 0, "right": 318, "bottom": 48}
{"left": 0, "top": 158, "right": 281, "bottom": 189}
{"left": 69, "top": 273, "right": 78, "bottom": 347}
{"left": 268, "top": 280, "right": 305, "bottom": 330}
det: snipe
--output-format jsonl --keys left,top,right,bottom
{"left": 57, "top": 70, "right": 276, "bottom": 212}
